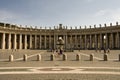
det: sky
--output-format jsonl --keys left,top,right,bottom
{"left": 0, "top": 0, "right": 120, "bottom": 28}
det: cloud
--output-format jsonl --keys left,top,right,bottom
{"left": 0, "top": 9, "right": 31, "bottom": 26}
{"left": 0, "top": 9, "right": 17, "bottom": 21}
{"left": 93, "top": 9, "right": 120, "bottom": 23}
{"left": 94, "top": 10, "right": 109, "bottom": 17}
{"left": 110, "top": 9, "right": 120, "bottom": 21}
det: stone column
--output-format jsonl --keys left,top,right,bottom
{"left": 85, "top": 35, "right": 87, "bottom": 49}
{"left": 81, "top": 35, "right": 84, "bottom": 49}
{"left": 70, "top": 35, "right": 72, "bottom": 49}
{"left": 19, "top": 34, "right": 22, "bottom": 49}
{"left": 24, "top": 34, "right": 27, "bottom": 49}
{"left": 115, "top": 33, "right": 117, "bottom": 48}
{"left": 90, "top": 35, "right": 92, "bottom": 49}
{"left": 8, "top": 33, "right": 11, "bottom": 49}
{"left": 54, "top": 35, "right": 56, "bottom": 49}
{"left": 75, "top": 35, "right": 77, "bottom": 48}
{"left": 39, "top": 35, "right": 41, "bottom": 49}
{"left": 14, "top": 34, "right": 16, "bottom": 49}
{"left": 80, "top": 35, "right": 82, "bottom": 49}
{"left": 95, "top": 34, "right": 97, "bottom": 49}
{"left": 29, "top": 35, "right": 32, "bottom": 49}
{"left": 54, "top": 35, "right": 57, "bottom": 49}
{"left": 44, "top": 35, "right": 46, "bottom": 49}
{"left": 109, "top": 33, "right": 111, "bottom": 48}
{"left": 111, "top": 33, "right": 114, "bottom": 49}
{"left": 100, "top": 34, "right": 102, "bottom": 49}
{"left": 2, "top": 33, "right": 5, "bottom": 49}
{"left": 106, "top": 34, "right": 108, "bottom": 49}
{"left": 117, "top": 32, "right": 120, "bottom": 48}
{"left": 64, "top": 35, "right": 66, "bottom": 49}
{"left": 35, "top": 35, "right": 37, "bottom": 49}
{"left": 3, "top": 23, "right": 6, "bottom": 28}
{"left": 49, "top": 35, "right": 51, "bottom": 49}
{"left": 65, "top": 35, "right": 68, "bottom": 49}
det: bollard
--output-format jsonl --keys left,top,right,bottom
{"left": 9, "top": 55, "right": 14, "bottom": 62}
{"left": 23, "top": 54, "right": 27, "bottom": 61}
{"left": 90, "top": 54, "right": 94, "bottom": 61}
{"left": 50, "top": 54, "right": 54, "bottom": 61}
{"left": 76, "top": 54, "right": 80, "bottom": 61}
{"left": 63, "top": 54, "right": 67, "bottom": 61}
{"left": 119, "top": 54, "right": 120, "bottom": 61}
{"left": 104, "top": 53, "right": 108, "bottom": 61}
{"left": 37, "top": 54, "right": 41, "bottom": 61}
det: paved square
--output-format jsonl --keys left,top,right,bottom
{"left": 0, "top": 50, "right": 120, "bottom": 80}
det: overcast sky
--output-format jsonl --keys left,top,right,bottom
{"left": 0, "top": 0, "right": 120, "bottom": 28}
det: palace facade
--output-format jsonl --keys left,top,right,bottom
{"left": 0, "top": 22, "right": 120, "bottom": 50}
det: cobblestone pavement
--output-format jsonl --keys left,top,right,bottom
{"left": 0, "top": 66, "right": 120, "bottom": 80}
{"left": 0, "top": 50, "right": 120, "bottom": 80}
{"left": 0, "top": 67, "right": 120, "bottom": 75}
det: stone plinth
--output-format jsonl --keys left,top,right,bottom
{"left": 50, "top": 54, "right": 54, "bottom": 61}
{"left": 104, "top": 54, "right": 108, "bottom": 61}
{"left": 63, "top": 54, "right": 67, "bottom": 61}
{"left": 119, "top": 54, "right": 120, "bottom": 61}
{"left": 23, "top": 54, "right": 27, "bottom": 61}
{"left": 37, "top": 54, "right": 41, "bottom": 61}
{"left": 90, "top": 54, "right": 94, "bottom": 61}
{"left": 9, "top": 55, "right": 13, "bottom": 62}
{"left": 76, "top": 54, "right": 80, "bottom": 61}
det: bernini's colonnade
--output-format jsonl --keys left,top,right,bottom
{"left": 0, "top": 22, "right": 120, "bottom": 50}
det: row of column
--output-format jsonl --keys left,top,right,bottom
{"left": 69, "top": 33, "right": 120, "bottom": 49}
{"left": 0, "top": 33, "right": 66, "bottom": 50}
{"left": 0, "top": 32, "right": 120, "bottom": 50}
{"left": 1, "top": 33, "right": 28, "bottom": 49}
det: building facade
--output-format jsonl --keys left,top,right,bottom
{"left": 0, "top": 22, "right": 120, "bottom": 50}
